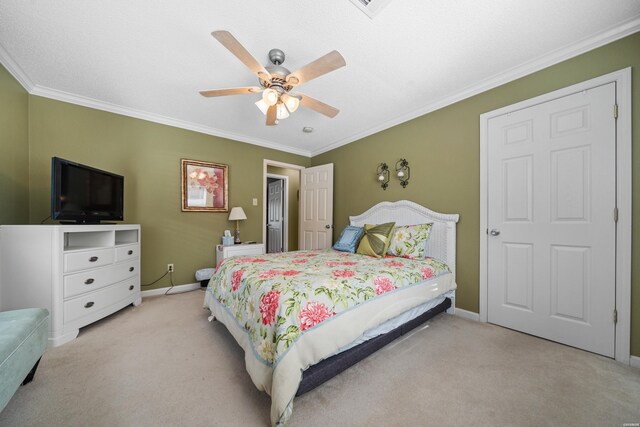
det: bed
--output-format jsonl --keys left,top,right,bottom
{"left": 204, "top": 200, "right": 459, "bottom": 426}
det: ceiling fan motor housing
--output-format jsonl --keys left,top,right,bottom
{"left": 268, "top": 48, "right": 285, "bottom": 65}
{"left": 259, "top": 49, "right": 293, "bottom": 91}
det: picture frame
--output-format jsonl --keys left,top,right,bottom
{"left": 181, "top": 159, "right": 229, "bottom": 212}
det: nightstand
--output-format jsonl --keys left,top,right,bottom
{"left": 216, "top": 243, "right": 265, "bottom": 264}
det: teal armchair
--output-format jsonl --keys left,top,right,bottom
{"left": 0, "top": 308, "right": 49, "bottom": 412}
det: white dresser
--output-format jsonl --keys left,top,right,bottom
{"left": 216, "top": 243, "right": 265, "bottom": 264}
{"left": 0, "top": 224, "right": 141, "bottom": 347}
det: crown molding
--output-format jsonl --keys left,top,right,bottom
{"left": 3, "top": 16, "right": 638, "bottom": 159}
{"left": 0, "top": 43, "right": 34, "bottom": 91}
{"left": 0, "top": 41, "right": 312, "bottom": 156}
{"left": 311, "top": 17, "right": 640, "bottom": 156}
{"left": 29, "top": 85, "right": 312, "bottom": 157}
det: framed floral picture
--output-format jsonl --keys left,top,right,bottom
{"left": 181, "top": 159, "right": 229, "bottom": 212}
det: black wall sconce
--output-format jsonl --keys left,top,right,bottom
{"left": 395, "top": 158, "right": 410, "bottom": 188}
{"left": 376, "top": 163, "right": 389, "bottom": 190}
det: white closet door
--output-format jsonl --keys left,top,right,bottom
{"left": 487, "top": 83, "right": 616, "bottom": 357}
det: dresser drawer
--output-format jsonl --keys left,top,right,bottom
{"left": 64, "top": 248, "right": 114, "bottom": 273}
{"left": 115, "top": 244, "right": 139, "bottom": 262}
{"left": 64, "top": 261, "right": 139, "bottom": 299}
{"left": 64, "top": 278, "right": 138, "bottom": 324}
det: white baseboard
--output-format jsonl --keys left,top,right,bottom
{"left": 141, "top": 282, "right": 201, "bottom": 298}
{"left": 453, "top": 307, "right": 480, "bottom": 322}
{"left": 451, "top": 308, "right": 638, "bottom": 366}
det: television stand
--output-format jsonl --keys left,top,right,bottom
{"left": 0, "top": 224, "right": 141, "bottom": 347}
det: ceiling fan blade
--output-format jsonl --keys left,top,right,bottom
{"left": 295, "top": 93, "right": 340, "bottom": 118}
{"left": 199, "top": 87, "right": 262, "bottom": 97}
{"left": 211, "top": 31, "right": 271, "bottom": 82}
{"left": 286, "top": 51, "right": 346, "bottom": 86}
{"left": 266, "top": 105, "right": 277, "bottom": 126}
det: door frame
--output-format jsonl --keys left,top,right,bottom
{"left": 262, "top": 159, "right": 305, "bottom": 250}
{"left": 479, "top": 68, "right": 632, "bottom": 364}
{"left": 266, "top": 173, "right": 289, "bottom": 252}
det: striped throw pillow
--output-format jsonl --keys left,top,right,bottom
{"left": 356, "top": 222, "right": 396, "bottom": 258}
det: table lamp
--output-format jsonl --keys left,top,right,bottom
{"left": 228, "top": 207, "right": 247, "bottom": 244}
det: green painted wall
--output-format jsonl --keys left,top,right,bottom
{"left": 1, "top": 32, "right": 638, "bottom": 356}
{"left": 0, "top": 65, "right": 29, "bottom": 224}
{"left": 312, "top": 32, "right": 640, "bottom": 356}
{"left": 26, "top": 96, "right": 310, "bottom": 288}
{"left": 267, "top": 165, "right": 300, "bottom": 251}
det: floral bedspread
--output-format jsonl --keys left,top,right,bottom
{"left": 207, "top": 249, "right": 450, "bottom": 366}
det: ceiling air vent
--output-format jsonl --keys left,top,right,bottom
{"left": 349, "top": 0, "right": 392, "bottom": 18}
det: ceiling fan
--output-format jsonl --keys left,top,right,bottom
{"left": 200, "top": 31, "right": 346, "bottom": 126}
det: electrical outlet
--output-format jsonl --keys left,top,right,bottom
{"left": 167, "top": 264, "right": 174, "bottom": 273}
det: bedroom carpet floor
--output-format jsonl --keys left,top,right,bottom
{"left": 0, "top": 289, "right": 638, "bottom": 427}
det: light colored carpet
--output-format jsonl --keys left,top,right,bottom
{"left": 1, "top": 289, "right": 638, "bottom": 427}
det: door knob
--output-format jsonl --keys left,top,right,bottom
{"left": 489, "top": 229, "right": 501, "bottom": 236}
{"left": 325, "top": 225, "right": 333, "bottom": 229}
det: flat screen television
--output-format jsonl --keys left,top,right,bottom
{"left": 51, "top": 157, "right": 124, "bottom": 224}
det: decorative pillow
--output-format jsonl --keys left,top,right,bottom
{"left": 387, "top": 223, "right": 433, "bottom": 259}
{"left": 332, "top": 225, "right": 365, "bottom": 253}
{"left": 356, "top": 222, "right": 396, "bottom": 258}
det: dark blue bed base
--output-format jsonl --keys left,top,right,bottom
{"left": 296, "top": 297, "right": 452, "bottom": 396}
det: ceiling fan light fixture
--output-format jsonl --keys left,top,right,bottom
{"left": 262, "top": 88, "right": 279, "bottom": 106}
{"left": 282, "top": 93, "right": 301, "bottom": 113}
{"left": 255, "top": 99, "right": 269, "bottom": 115}
{"left": 276, "top": 102, "right": 290, "bottom": 120}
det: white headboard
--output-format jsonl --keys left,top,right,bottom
{"left": 349, "top": 200, "right": 460, "bottom": 280}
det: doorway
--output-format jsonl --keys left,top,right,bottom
{"left": 479, "top": 68, "right": 631, "bottom": 363}
{"left": 263, "top": 160, "right": 304, "bottom": 252}
{"left": 266, "top": 174, "right": 287, "bottom": 253}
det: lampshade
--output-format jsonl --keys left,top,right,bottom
{"left": 255, "top": 99, "right": 290, "bottom": 120}
{"left": 262, "top": 88, "right": 279, "bottom": 106}
{"left": 255, "top": 99, "right": 268, "bottom": 115}
{"left": 276, "top": 102, "right": 290, "bottom": 120}
{"left": 281, "top": 93, "right": 301, "bottom": 113}
{"left": 256, "top": 92, "right": 299, "bottom": 121}
{"left": 228, "top": 207, "right": 247, "bottom": 221}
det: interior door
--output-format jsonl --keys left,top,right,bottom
{"left": 487, "top": 83, "right": 616, "bottom": 357}
{"left": 299, "top": 164, "right": 334, "bottom": 250}
{"left": 267, "top": 179, "right": 283, "bottom": 253}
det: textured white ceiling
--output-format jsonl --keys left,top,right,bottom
{"left": 1, "top": 0, "right": 639, "bottom": 156}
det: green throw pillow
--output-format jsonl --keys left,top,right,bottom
{"left": 356, "top": 222, "right": 396, "bottom": 258}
